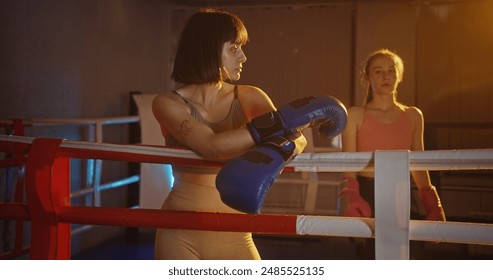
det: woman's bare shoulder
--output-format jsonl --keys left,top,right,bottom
{"left": 236, "top": 85, "right": 269, "bottom": 98}
{"left": 152, "top": 91, "right": 190, "bottom": 117}
{"left": 153, "top": 91, "right": 185, "bottom": 106}
{"left": 235, "top": 85, "right": 275, "bottom": 117}
{"left": 403, "top": 105, "right": 424, "bottom": 122}
{"left": 344, "top": 106, "right": 365, "bottom": 129}
{"left": 347, "top": 105, "right": 365, "bottom": 118}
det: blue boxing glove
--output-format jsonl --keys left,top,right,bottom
{"left": 246, "top": 95, "right": 347, "bottom": 144}
{"left": 216, "top": 135, "right": 296, "bottom": 214}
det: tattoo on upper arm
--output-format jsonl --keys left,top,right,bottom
{"left": 180, "top": 120, "right": 193, "bottom": 137}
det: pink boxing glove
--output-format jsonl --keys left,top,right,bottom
{"left": 337, "top": 177, "right": 372, "bottom": 218}
{"left": 419, "top": 186, "right": 446, "bottom": 221}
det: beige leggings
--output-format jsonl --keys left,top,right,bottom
{"left": 154, "top": 177, "right": 261, "bottom": 260}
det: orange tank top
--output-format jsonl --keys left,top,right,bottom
{"left": 357, "top": 110, "right": 413, "bottom": 152}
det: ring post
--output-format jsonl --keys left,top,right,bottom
{"left": 25, "top": 138, "right": 71, "bottom": 259}
{"left": 375, "top": 150, "right": 410, "bottom": 260}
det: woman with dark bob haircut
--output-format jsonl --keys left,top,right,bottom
{"left": 172, "top": 9, "right": 249, "bottom": 85}
{"left": 152, "top": 8, "right": 307, "bottom": 259}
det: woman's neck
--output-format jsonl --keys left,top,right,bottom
{"left": 181, "top": 82, "right": 221, "bottom": 97}
{"left": 180, "top": 82, "right": 232, "bottom": 106}
{"left": 367, "top": 94, "right": 399, "bottom": 112}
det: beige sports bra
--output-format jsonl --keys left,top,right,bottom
{"left": 165, "top": 85, "right": 249, "bottom": 174}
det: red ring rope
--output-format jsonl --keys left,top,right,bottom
{"left": 0, "top": 136, "right": 300, "bottom": 259}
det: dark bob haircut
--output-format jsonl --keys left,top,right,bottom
{"left": 171, "top": 8, "right": 249, "bottom": 85}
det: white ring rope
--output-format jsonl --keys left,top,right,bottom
{"left": 2, "top": 134, "right": 493, "bottom": 172}
{"left": 296, "top": 216, "right": 373, "bottom": 238}
{"left": 0, "top": 116, "right": 139, "bottom": 127}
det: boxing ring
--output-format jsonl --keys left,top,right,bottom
{"left": 1, "top": 134, "right": 492, "bottom": 260}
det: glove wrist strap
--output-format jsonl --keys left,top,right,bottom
{"left": 262, "top": 136, "right": 296, "bottom": 162}
{"left": 247, "top": 111, "right": 284, "bottom": 144}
